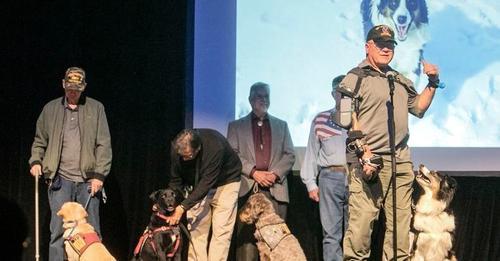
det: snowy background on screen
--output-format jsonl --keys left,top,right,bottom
{"left": 236, "top": 0, "right": 500, "bottom": 147}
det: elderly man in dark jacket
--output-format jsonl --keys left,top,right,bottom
{"left": 29, "top": 67, "right": 112, "bottom": 260}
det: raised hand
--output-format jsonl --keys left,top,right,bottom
{"left": 421, "top": 60, "right": 439, "bottom": 80}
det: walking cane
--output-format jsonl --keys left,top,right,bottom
{"left": 35, "top": 174, "right": 40, "bottom": 261}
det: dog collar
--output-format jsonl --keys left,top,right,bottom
{"left": 155, "top": 212, "right": 171, "bottom": 222}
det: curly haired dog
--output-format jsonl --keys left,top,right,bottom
{"left": 57, "top": 202, "right": 116, "bottom": 261}
{"left": 410, "top": 164, "right": 457, "bottom": 261}
{"left": 239, "top": 193, "right": 306, "bottom": 261}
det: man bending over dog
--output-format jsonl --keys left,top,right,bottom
{"left": 29, "top": 67, "right": 112, "bottom": 260}
{"left": 337, "top": 25, "right": 441, "bottom": 260}
{"left": 167, "top": 129, "right": 242, "bottom": 261}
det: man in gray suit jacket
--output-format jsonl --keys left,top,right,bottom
{"left": 227, "top": 82, "right": 295, "bottom": 261}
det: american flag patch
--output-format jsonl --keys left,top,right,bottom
{"left": 314, "top": 111, "right": 343, "bottom": 140}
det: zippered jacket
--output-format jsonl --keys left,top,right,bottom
{"left": 29, "top": 95, "right": 112, "bottom": 181}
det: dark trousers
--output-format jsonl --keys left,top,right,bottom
{"left": 233, "top": 189, "right": 288, "bottom": 261}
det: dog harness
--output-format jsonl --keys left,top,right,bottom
{"left": 62, "top": 218, "right": 102, "bottom": 256}
{"left": 66, "top": 232, "right": 101, "bottom": 256}
{"left": 133, "top": 212, "right": 181, "bottom": 258}
{"left": 256, "top": 222, "right": 292, "bottom": 250}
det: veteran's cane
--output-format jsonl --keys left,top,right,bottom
{"left": 35, "top": 173, "right": 40, "bottom": 261}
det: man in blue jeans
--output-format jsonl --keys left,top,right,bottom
{"left": 29, "top": 67, "right": 112, "bottom": 260}
{"left": 300, "top": 75, "right": 348, "bottom": 261}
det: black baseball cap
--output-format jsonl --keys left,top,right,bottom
{"left": 366, "top": 24, "right": 397, "bottom": 45}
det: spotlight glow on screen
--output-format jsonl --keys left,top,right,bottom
{"left": 235, "top": 0, "right": 500, "bottom": 148}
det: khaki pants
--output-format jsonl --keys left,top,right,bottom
{"left": 343, "top": 161, "right": 414, "bottom": 261}
{"left": 187, "top": 181, "right": 241, "bottom": 261}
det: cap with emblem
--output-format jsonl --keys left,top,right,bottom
{"left": 63, "top": 67, "right": 87, "bottom": 91}
{"left": 366, "top": 24, "right": 397, "bottom": 45}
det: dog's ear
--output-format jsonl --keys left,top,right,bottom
{"left": 56, "top": 205, "right": 66, "bottom": 218}
{"left": 149, "top": 190, "right": 162, "bottom": 202}
{"left": 438, "top": 174, "right": 457, "bottom": 205}
{"left": 445, "top": 175, "right": 457, "bottom": 191}
{"left": 417, "top": 0, "right": 429, "bottom": 24}
{"left": 167, "top": 186, "right": 186, "bottom": 200}
{"left": 174, "top": 187, "right": 185, "bottom": 202}
{"left": 75, "top": 203, "right": 88, "bottom": 219}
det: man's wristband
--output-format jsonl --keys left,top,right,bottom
{"left": 428, "top": 78, "right": 445, "bottom": 89}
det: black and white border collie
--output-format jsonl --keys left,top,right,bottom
{"left": 361, "top": 0, "right": 429, "bottom": 84}
{"left": 410, "top": 164, "right": 457, "bottom": 261}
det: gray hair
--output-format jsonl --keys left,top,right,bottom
{"left": 249, "top": 82, "right": 270, "bottom": 100}
{"left": 173, "top": 129, "right": 201, "bottom": 154}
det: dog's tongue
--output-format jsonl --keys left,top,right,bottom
{"left": 397, "top": 25, "right": 408, "bottom": 41}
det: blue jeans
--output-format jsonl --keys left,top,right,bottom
{"left": 48, "top": 176, "right": 101, "bottom": 261}
{"left": 319, "top": 168, "right": 349, "bottom": 261}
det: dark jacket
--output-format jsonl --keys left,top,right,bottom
{"left": 169, "top": 129, "right": 242, "bottom": 210}
{"left": 29, "top": 95, "right": 112, "bottom": 181}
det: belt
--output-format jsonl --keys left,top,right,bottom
{"left": 322, "top": 166, "right": 346, "bottom": 173}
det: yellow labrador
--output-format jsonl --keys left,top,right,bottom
{"left": 57, "top": 202, "right": 116, "bottom": 261}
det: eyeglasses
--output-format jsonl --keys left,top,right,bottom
{"left": 252, "top": 93, "right": 269, "bottom": 101}
{"left": 180, "top": 147, "right": 200, "bottom": 161}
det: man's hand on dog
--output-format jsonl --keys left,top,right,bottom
{"left": 89, "top": 179, "right": 103, "bottom": 196}
{"left": 30, "top": 164, "right": 42, "bottom": 177}
{"left": 167, "top": 205, "right": 184, "bottom": 225}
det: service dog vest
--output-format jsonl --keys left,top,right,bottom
{"left": 256, "top": 223, "right": 292, "bottom": 250}
{"left": 67, "top": 232, "right": 101, "bottom": 256}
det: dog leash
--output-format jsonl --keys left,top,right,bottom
{"left": 179, "top": 222, "right": 199, "bottom": 260}
{"left": 64, "top": 189, "right": 94, "bottom": 241}
{"left": 83, "top": 192, "right": 92, "bottom": 210}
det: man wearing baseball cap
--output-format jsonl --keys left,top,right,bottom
{"left": 29, "top": 66, "right": 112, "bottom": 260}
{"left": 338, "top": 24, "right": 442, "bottom": 260}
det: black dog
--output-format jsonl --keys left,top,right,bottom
{"left": 132, "top": 188, "right": 185, "bottom": 261}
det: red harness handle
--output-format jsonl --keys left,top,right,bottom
{"left": 166, "top": 233, "right": 181, "bottom": 257}
{"left": 133, "top": 225, "right": 181, "bottom": 258}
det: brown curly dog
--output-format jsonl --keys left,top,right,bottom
{"left": 239, "top": 193, "right": 306, "bottom": 261}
